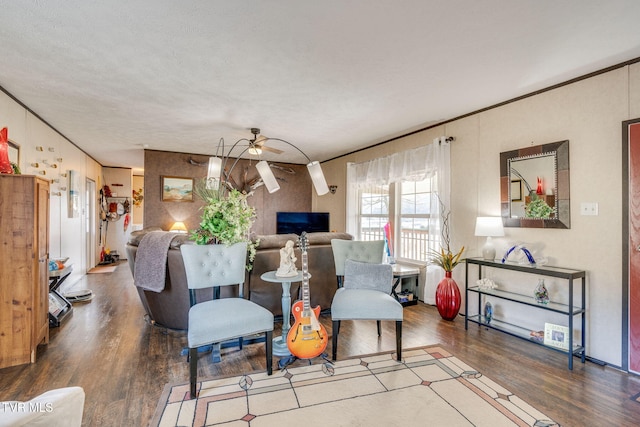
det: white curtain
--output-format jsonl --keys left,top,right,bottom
{"left": 346, "top": 139, "right": 452, "bottom": 304}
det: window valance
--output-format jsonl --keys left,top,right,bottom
{"left": 350, "top": 143, "right": 438, "bottom": 187}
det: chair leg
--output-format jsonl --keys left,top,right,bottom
{"left": 189, "top": 347, "right": 198, "bottom": 399}
{"left": 266, "top": 330, "right": 273, "bottom": 375}
{"left": 377, "top": 320, "right": 381, "bottom": 336}
{"left": 395, "top": 321, "right": 402, "bottom": 361}
{"left": 332, "top": 320, "right": 340, "bottom": 361}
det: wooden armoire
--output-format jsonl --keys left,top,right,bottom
{"left": 0, "top": 174, "right": 50, "bottom": 368}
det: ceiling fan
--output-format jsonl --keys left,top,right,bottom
{"left": 244, "top": 128, "right": 284, "bottom": 155}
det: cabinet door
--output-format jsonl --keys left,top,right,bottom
{"left": 33, "top": 178, "right": 50, "bottom": 354}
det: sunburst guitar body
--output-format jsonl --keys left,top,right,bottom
{"left": 286, "top": 232, "right": 328, "bottom": 359}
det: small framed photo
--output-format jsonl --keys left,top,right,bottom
{"left": 161, "top": 176, "right": 194, "bottom": 202}
{"left": 543, "top": 322, "right": 570, "bottom": 351}
{"left": 511, "top": 179, "right": 522, "bottom": 202}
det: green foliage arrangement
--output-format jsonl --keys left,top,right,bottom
{"left": 525, "top": 197, "right": 555, "bottom": 219}
{"left": 190, "top": 180, "right": 258, "bottom": 264}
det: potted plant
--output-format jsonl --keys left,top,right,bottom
{"left": 190, "top": 180, "right": 258, "bottom": 265}
{"left": 428, "top": 200, "right": 464, "bottom": 321}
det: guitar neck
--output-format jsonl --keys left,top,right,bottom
{"left": 300, "top": 250, "right": 310, "bottom": 311}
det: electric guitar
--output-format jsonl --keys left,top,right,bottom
{"left": 286, "top": 232, "right": 328, "bottom": 359}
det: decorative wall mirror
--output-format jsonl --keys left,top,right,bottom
{"left": 500, "top": 140, "right": 570, "bottom": 229}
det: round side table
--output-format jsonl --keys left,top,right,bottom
{"left": 260, "top": 271, "right": 304, "bottom": 357}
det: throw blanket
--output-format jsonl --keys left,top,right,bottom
{"left": 134, "top": 231, "right": 178, "bottom": 292}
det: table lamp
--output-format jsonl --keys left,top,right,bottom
{"left": 169, "top": 221, "right": 188, "bottom": 233}
{"left": 474, "top": 217, "right": 504, "bottom": 261}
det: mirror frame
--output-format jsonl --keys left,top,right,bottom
{"left": 500, "top": 140, "right": 570, "bottom": 229}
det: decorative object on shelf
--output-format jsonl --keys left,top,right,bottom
{"left": 529, "top": 330, "right": 544, "bottom": 343}
{"left": 474, "top": 217, "right": 504, "bottom": 260}
{"left": 543, "top": 322, "right": 570, "bottom": 350}
{"left": 276, "top": 240, "right": 298, "bottom": 278}
{"left": 190, "top": 182, "right": 258, "bottom": 265}
{"left": 534, "top": 279, "right": 549, "bottom": 304}
{"left": 429, "top": 199, "right": 464, "bottom": 321}
{"left": 536, "top": 177, "right": 544, "bottom": 195}
{"left": 0, "top": 127, "right": 14, "bottom": 174}
{"left": 205, "top": 127, "right": 329, "bottom": 196}
{"left": 483, "top": 301, "right": 493, "bottom": 324}
{"left": 501, "top": 244, "right": 536, "bottom": 265}
{"left": 476, "top": 277, "right": 497, "bottom": 291}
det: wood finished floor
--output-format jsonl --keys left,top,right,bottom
{"left": 2, "top": 261, "right": 640, "bottom": 426}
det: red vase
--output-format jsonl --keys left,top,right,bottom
{"left": 0, "top": 127, "right": 13, "bottom": 174}
{"left": 436, "top": 271, "right": 461, "bottom": 321}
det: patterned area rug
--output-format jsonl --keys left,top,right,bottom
{"left": 151, "top": 345, "right": 558, "bottom": 427}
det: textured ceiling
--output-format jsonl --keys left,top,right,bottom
{"left": 1, "top": 1, "right": 640, "bottom": 173}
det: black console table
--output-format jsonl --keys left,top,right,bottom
{"left": 49, "top": 264, "right": 73, "bottom": 327}
{"left": 465, "top": 257, "right": 586, "bottom": 369}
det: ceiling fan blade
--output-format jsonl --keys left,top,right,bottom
{"left": 259, "top": 144, "right": 284, "bottom": 154}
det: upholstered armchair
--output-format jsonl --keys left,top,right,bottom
{"left": 181, "top": 242, "right": 273, "bottom": 398}
{"left": 330, "top": 259, "right": 403, "bottom": 361}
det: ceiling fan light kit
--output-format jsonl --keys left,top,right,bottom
{"left": 206, "top": 128, "right": 329, "bottom": 196}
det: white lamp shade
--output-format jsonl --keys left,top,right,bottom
{"left": 256, "top": 160, "right": 280, "bottom": 193}
{"left": 307, "top": 161, "right": 329, "bottom": 195}
{"left": 474, "top": 217, "right": 505, "bottom": 237}
{"left": 207, "top": 157, "right": 222, "bottom": 180}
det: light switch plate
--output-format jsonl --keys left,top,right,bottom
{"left": 580, "top": 202, "right": 598, "bottom": 216}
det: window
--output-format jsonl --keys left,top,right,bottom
{"left": 398, "top": 176, "right": 437, "bottom": 260}
{"left": 358, "top": 183, "right": 389, "bottom": 241}
{"left": 355, "top": 175, "right": 438, "bottom": 262}
{"left": 347, "top": 141, "right": 450, "bottom": 265}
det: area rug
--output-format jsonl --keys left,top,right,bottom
{"left": 87, "top": 265, "right": 117, "bottom": 273}
{"left": 151, "top": 345, "right": 558, "bottom": 427}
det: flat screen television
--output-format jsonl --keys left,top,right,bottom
{"left": 276, "top": 212, "right": 330, "bottom": 235}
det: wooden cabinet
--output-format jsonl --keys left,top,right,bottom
{"left": 0, "top": 175, "right": 50, "bottom": 368}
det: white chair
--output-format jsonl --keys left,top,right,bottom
{"left": 330, "top": 259, "right": 403, "bottom": 361}
{"left": 181, "top": 242, "right": 273, "bottom": 398}
{"left": 0, "top": 386, "right": 85, "bottom": 427}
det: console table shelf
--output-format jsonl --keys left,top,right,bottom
{"left": 465, "top": 257, "right": 586, "bottom": 369}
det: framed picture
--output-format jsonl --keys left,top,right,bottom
{"left": 543, "top": 322, "right": 570, "bottom": 351}
{"left": 510, "top": 179, "right": 522, "bottom": 202}
{"left": 161, "top": 176, "right": 194, "bottom": 202}
{"left": 68, "top": 170, "right": 81, "bottom": 218}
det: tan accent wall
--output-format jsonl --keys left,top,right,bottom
{"left": 143, "top": 150, "right": 312, "bottom": 235}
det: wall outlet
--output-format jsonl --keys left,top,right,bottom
{"left": 580, "top": 202, "right": 598, "bottom": 216}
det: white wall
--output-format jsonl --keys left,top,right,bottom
{"left": 102, "top": 167, "right": 133, "bottom": 259}
{"left": 318, "top": 63, "right": 640, "bottom": 367}
{"left": 1, "top": 91, "right": 102, "bottom": 284}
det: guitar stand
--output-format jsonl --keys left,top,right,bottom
{"left": 278, "top": 352, "right": 334, "bottom": 370}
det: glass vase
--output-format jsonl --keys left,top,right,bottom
{"left": 534, "top": 279, "right": 549, "bottom": 304}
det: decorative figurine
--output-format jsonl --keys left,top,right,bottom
{"left": 534, "top": 279, "right": 549, "bottom": 304}
{"left": 275, "top": 240, "right": 298, "bottom": 277}
{"left": 484, "top": 301, "right": 493, "bottom": 324}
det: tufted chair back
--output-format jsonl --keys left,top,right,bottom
{"left": 331, "top": 239, "right": 385, "bottom": 287}
{"left": 180, "top": 241, "right": 273, "bottom": 398}
{"left": 181, "top": 242, "right": 247, "bottom": 295}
